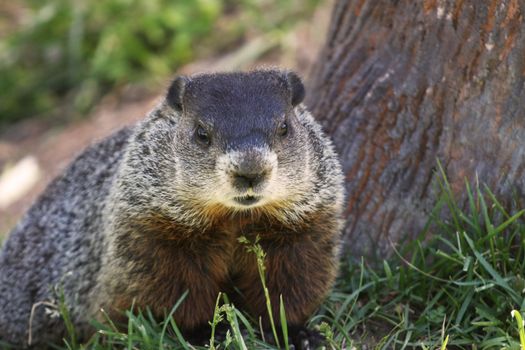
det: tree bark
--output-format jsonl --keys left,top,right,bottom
{"left": 308, "top": 0, "right": 525, "bottom": 259}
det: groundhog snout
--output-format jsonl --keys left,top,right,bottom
{"left": 228, "top": 151, "right": 273, "bottom": 191}
{"left": 232, "top": 169, "right": 269, "bottom": 190}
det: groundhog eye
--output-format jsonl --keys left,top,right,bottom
{"left": 195, "top": 125, "right": 211, "bottom": 146}
{"left": 278, "top": 120, "right": 288, "bottom": 137}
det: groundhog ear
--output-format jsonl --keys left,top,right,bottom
{"left": 285, "top": 71, "right": 305, "bottom": 107}
{"left": 167, "top": 76, "right": 190, "bottom": 111}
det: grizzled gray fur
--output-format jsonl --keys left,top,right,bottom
{"left": 0, "top": 69, "right": 345, "bottom": 349}
{"left": 0, "top": 128, "right": 132, "bottom": 347}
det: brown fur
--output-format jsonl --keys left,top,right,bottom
{"left": 106, "top": 208, "right": 339, "bottom": 332}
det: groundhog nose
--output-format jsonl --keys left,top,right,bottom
{"left": 232, "top": 171, "right": 267, "bottom": 190}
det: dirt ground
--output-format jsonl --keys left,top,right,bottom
{"left": 0, "top": 3, "right": 332, "bottom": 237}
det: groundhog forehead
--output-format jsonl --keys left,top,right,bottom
{"left": 185, "top": 72, "right": 290, "bottom": 121}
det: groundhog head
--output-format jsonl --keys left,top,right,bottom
{"left": 164, "top": 69, "right": 314, "bottom": 215}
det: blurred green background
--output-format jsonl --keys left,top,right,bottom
{"left": 0, "top": 0, "right": 329, "bottom": 237}
{"left": 0, "top": 0, "right": 322, "bottom": 128}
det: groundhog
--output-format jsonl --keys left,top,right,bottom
{"left": 0, "top": 69, "right": 345, "bottom": 349}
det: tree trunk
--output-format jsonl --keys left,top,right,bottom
{"left": 308, "top": 0, "right": 525, "bottom": 259}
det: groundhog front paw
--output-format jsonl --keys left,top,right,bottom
{"left": 288, "top": 325, "right": 325, "bottom": 350}
{"left": 184, "top": 323, "right": 216, "bottom": 346}
{"left": 262, "top": 326, "right": 325, "bottom": 350}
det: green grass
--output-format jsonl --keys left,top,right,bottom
{"left": 312, "top": 166, "right": 525, "bottom": 349}
{"left": 15, "top": 169, "right": 525, "bottom": 349}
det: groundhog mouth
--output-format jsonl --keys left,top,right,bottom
{"left": 233, "top": 195, "right": 261, "bottom": 206}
